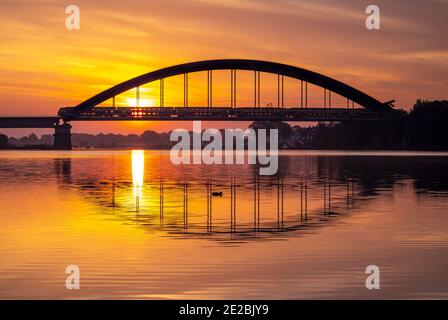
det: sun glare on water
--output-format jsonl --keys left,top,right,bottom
{"left": 132, "top": 150, "right": 145, "bottom": 198}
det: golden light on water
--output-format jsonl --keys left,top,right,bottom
{"left": 132, "top": 150, "right": 145, "bottom": 199}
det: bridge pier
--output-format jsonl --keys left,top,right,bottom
{"left": 54, "top": 123, "right": 72, "bottom": 149}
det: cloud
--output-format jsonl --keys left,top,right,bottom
{"left": 0, "top": 0, "right": 446, "bottom": 128}
{"left": 373, "top": 50, "right": 448, "bottom": 65}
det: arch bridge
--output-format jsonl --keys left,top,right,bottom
{"left": 59, "top": 59, "right": 393, "bottom": 122}
{"left": 0, "top": 59, "right": 394, "bottom": 149}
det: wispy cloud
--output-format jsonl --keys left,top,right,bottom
{"left": 0, "top": 0, "right": 446, "bottom": 128}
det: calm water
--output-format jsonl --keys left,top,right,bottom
{"left": 0, "top": 150, "right": 448, "bottom": 299}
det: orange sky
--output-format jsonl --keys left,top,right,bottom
{"left": 0, "top": 0, "right": 447, "bottom": 135}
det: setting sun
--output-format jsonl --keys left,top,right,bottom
{"left": 126, "top": 98, "right": 156, "bottom": 108}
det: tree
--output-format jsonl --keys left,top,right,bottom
{"left": 408, "top": 100, "right": 448, "bottom": 148}
{"left": 0, "top": 134, "right": 8, "bottom": 147}
{"left": 249, "top": 121, "right": 293, "bottom": 144}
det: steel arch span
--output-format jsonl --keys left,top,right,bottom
{"left": 66, "top": 59, "right": 393, "bottom": 114}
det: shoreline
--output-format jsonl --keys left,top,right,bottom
{"left": 2, "top": 146, "right": 448, "bottom": 152}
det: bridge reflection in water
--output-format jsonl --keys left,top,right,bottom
{"left": 131, "top": 152, "right": 361, "bottom": 240}
{"left": 53, "top": 151, "right": 371, "bottom": 242}
{"left": 51, "top": 150, "right": 448, "bottom": 242}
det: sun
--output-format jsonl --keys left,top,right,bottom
{"left": 126, "top": 98, "right": 156, "bottom": 107}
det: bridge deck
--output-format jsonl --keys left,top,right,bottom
{"left": 59, "top": 107, "right": 383, "bottom": 122}
{"left": 0, "top": 117, "right": 59, "bottom": 128}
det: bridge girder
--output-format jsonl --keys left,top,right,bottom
{"left": 0, "top": 117, "right": 59, "bottom": 128}
{"left": 59, "top": 107, "right": 384, "bottom": 122}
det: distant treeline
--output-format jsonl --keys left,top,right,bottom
{"left": 305, "top": 99, "right": 448, "bottom": 150}
{"left": 0, "top": 130, "right": 174, "bottom": 149}
{"left": 1, "top": 100, "right": 447, "bottom": 150}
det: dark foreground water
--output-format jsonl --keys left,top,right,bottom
{"left": 0, "top": 150, "right": 447, "bottom": 299}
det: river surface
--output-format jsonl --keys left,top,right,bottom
{"left": 0, "top": 150, "right": 448, "bottom": 299}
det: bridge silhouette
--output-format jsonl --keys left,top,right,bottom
{"left": 0, "top": 59, "right": 394, "bottom": 149}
